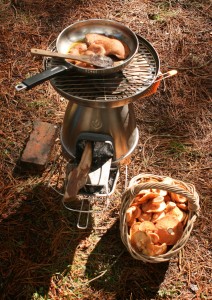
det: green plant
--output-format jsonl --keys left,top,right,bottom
{"left": 167, "top": 141, "right": 187, "bottom": 157}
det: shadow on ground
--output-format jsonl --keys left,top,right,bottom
{"left": 85, "top": 220, "right": 169, "bottom": 299}
{"left": 0, "top": 184, "right": 92, "bottom": 300}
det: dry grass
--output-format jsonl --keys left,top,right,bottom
{"left": 0, "top": 0, "right": 211, "bottom": 299}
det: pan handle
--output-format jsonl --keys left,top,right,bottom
{"left": 15, "top": 65, "right": 70, "bottom": 91}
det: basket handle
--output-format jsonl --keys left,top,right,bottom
{"left": 127, "top": 182, "right": 200, "bottom": 215}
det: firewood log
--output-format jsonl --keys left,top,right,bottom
{"left": 63, "top": 141, "right": 92, "bottom": 202}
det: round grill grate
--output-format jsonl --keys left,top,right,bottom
{"left": 45, "top": 35, "right": 160, "bottom": 107}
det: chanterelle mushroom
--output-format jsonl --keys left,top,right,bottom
{"left": 139, "top": 220, "right": 156, "bottom": 232}
{"left": 142, "top": 199, "right": 166, "bottom": 213}
{"left": 131, "top": 230, "right": 151, "bottom": 252}
{"left": 135, "top": 192, "right": 160, "bottom": 205}
{"left": 177, "top": 202, "right": 188, "bottom": 211}
{"left": 130, "top": 221, "right": 160, "bottom": 249}
{"left": 165, "top": 201, "right": 176, "bottom": 212}
{"left": 143, "top": 242, "right": 167, "bottom": 256}
{"left": 126, "top": 205, "right": 141, "bottom": 226}
{"left": 138, "top": 211, "right": 152, "bottom": 222}
{"left": 171, "top": 192, "right": 188, "bottom": 203}
{"left": 166, "top": 206, "right": 186, "bottom": 222}
{"left": 155, "top": 216, "right": 183, "bottom": 245}
{"left": 129, "top": 222, "right": 143, "bottom": 238}
{"left": 152, "top": 211, "right": 166, "bottom": 223}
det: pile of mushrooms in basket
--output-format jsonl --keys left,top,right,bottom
{"left": 120, "top": 174, "right": 200, "bottom": 261}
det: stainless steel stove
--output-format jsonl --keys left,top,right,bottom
{"left": 43, "top": 35, "right": 160, "bottom": 228}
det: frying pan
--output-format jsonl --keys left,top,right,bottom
{"left": 15, "top": 19, "right": 139, "bottom": 91}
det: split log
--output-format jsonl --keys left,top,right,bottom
{"left": 63, "top": 142, "right": 92, "bottom": 202}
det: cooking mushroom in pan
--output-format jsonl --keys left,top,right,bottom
{"left": 85, "top": 33, "right": 130, "bottom": 59}
{"left": 67, "top": 33, "right": 130, "bottom": 68}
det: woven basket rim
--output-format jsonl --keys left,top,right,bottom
{"left": 119, "top": 173, "right": 200, "bottom": 263}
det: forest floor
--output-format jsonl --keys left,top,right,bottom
{"left": 0, "top": 0, "right": 211, "bottom": 299}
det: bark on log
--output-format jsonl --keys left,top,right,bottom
{"left": 63, "top": 142, "right": 92, "bottom": 202}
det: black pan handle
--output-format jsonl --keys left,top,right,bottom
{"left": 15, "top": 65, "right": 70, "bottom": 91}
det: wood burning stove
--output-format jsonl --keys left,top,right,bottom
{"left": 42, "top": 35, "right": 160, "bottom": 227}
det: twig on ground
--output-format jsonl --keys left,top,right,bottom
{"left": 84, "top": 250, "right": 125, "bottom": 286}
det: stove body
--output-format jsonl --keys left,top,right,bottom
{"left": 61, "top": 101, "right": 139, "bottom": 164}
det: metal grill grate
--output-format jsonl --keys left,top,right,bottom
{"left": 45, "top": 35, "right": 160, "bottom": 106}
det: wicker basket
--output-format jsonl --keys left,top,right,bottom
{"left": 120, "top": 173, "right": 200, "bottom": 263}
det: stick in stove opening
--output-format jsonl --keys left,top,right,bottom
{"left": 63, "top": 141, "right": 92, "bottom": 202}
